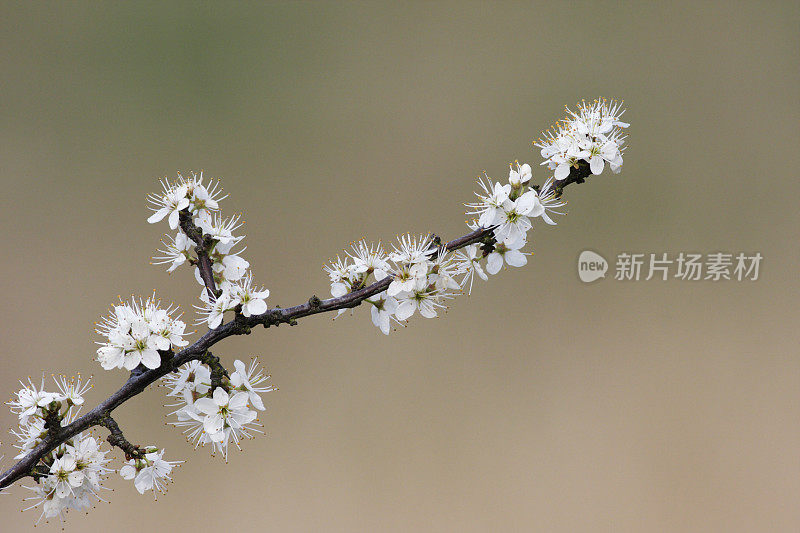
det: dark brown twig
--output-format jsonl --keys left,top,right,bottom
{"left": 100, "top": 415, "right": 144, "bottom": 460}
{"left": 179, "top": 211, "right": 219, "bottom": 301}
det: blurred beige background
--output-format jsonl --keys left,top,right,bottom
{"left": 1, "top": 2, "right": 798, "bottom": 531}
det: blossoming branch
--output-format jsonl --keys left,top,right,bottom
{"left": 0, "top": 99, "right": 628, "bottom": 524}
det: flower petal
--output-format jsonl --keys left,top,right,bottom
{"left": 395, "top": 300, "right": 416, "bottom": 321}
{"left": 486, "top": 253, "right": 503, "bottom": 275}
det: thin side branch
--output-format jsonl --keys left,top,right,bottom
{"left": 198, "top": 351, "right": 230, "bottom": 390}
{"left": 0, "top": 163, "right": 592, "bottom": 489}
{"left": 179, "top": 211, "right": 219, "bottom": 300}
{"left": 553, "top": 160, "right": 591, "bottom": 198}
{"left": 100, "top": 415, "right": 144, "bottom": 460}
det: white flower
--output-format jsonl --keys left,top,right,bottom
{"left": 387, "top": 234, "right": 435, "bottom": 297}
{"left": 23, "top": 476, "right": 66, "bottom": 522}
{"left": 7, "top": 378, "right": 60, "bottom": 425}
{"left": 180, "top": 208, "right": 252, "bottom": 292}
{"left": 54, "top": 375, "right": 92, "bottom": 407}
{"left": 146, "top": 307, "right": 170, "bottom": 334}
{"left": 162, "top": 360, "right": 212, "bottom": 397}
{"left": 467, "top": 176, "right": 511, "bottom": 228}
{"left": 177, "top": 386, "right": 261, "bottom": 460}
{"left": 535, "top": 98, "right": 628, "bottom": 180}
{"left": 126, "top": 317, "right": 161, "bottom": 370}
{"left": 529, "top": 177, "right": 566, "bottom": 225}
{"left": 50, "top": 455, "right": 82, "bottom": 499}
{"left": 348, "top": 240, "right": 390, "bottom": 281}
{"left": 96, "top": 296, "right": 188, "bottom": 371}
{"left": 324, "top": 255, "right": 356, "bottom": 297}
{"left": 184, "top": 171, "right": 226, "bottom": 224}
{"left": 153, "top": 230, "right": 193, "bottom": 272}
{"left": 199, "top": 213, "right": 243, "bottom": 246}
{"left": 394, "top": 278, "right": 447, "bottom": 320}
{"left": 230, "top": 358, "right": 275, "bottom": 411}
{"left": 198, "top": 252, "right": 251, "bottom": 286}
{"left": 218, "top": 253, "right": 250, "bottom": 282}
{"left": 96, "top": 343, "right": 126, "bottom": 370}
{"left": 428, "top": 250, "right": 463, "bottom": 293}
{"left": 454, "top": 244, "right": 488, "bottom": 295}
{"left": 232, "top": 273, "right": 270, "bottom": 317}
{"left": 466, "top": 168, "right": 552, "bottom": 245}
{"left": 486, "top": 240, "right": 528, "bottom": 275}
{"left": 70, "top": 433, "right": 110, "bottom": 490}
{"left": 582, "top": 134, "right": 621, "bottom": 175}
{"left": 569, "top": 98, "right": 629, "bottom": 135}
{"left": 196, "top": 289, "right": 237, "bottom": 329}
{"left": 553, "top": 142, "right": 583, "bottom": 180}
{"left": 368, "top": 292, "right": 398, "bottom": 335}
{"left": 22, "top": 433, "right": 110, "bottom": 524}
{"left": 12, "top": 417, "right": 47, "bottom": 459}
{"left": 147, "top": 180, "right": 190, "bottom": 229}
{"left": 508, "top": 161, "right": 532, "bottom": 187}
{"left": 193, "top": 387, "right": 255, "bottom": 439}
{"left": 120, "top": 448, "right": 182, "bottom": 496}
{"left": 387, "top": 261, "right": 428, "bottom": 297}
{"left": 154, "top": 317, "right": 189, "bottom": 350}
{"left": 492, "top": 190, "right": 538, "bottom": 244}
{"left": 389, "top": 233, "right": 435, "bottom": 265}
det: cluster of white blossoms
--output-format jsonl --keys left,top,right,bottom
{"left": 119, "top": 447, "right": 182, "bottom": 497}
{"left": 148, "top": 172, "right": 269, "bottom": 329}
{"left": 535, "top": 99, "right": 629, "bottom": 180}
{"left": 7, "top": 376, "right": 184, "bottom": 521}
{"left": 6, "top": 376, "right": 112, "bottom": 523}
{"left": 318, "top": 100, "right": 627, "bottom": 336}
{"left": 95, "top": 296, "right": 189, "bottom": 371}
{"left": 467, "top": 162, "right": 566, "bottom": 271}
{"left": 324, "top": 236, "right": 465, "bottom": 334}
{"left": 163, "top": 358, "right": 273, "bottom": 461}
{"left": 9, "top": 376, "right": 92, "bottom": 459}
{"left": 324, "top": 158, "right": 575, "bottom": 334}
{"left": 147, "top": 171, "right": 225, "bottom": 236}
{"left": 21, "top": 435, "right": 112, "bottom": 523}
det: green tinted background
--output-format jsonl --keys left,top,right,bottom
{"left": 1, "top": 2, "right": 798, "bottom": 531}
